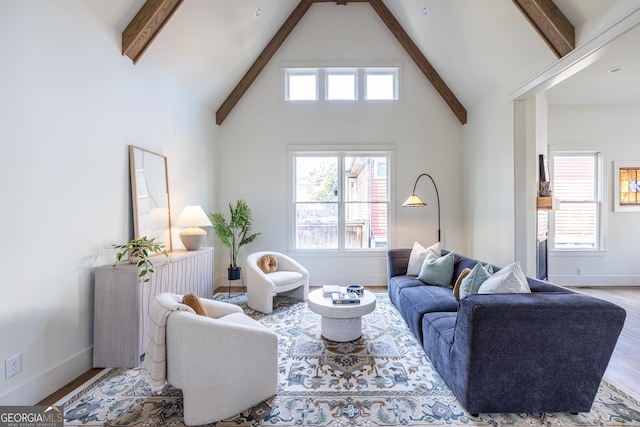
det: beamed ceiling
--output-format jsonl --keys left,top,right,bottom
{"left": 97, "top": 0, "right": 639, "bottom": 125}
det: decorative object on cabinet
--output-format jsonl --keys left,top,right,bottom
{"left": 210, "top": 200, "right": 261, "bottom": 281}
{"left": 94, "top": 247, "right": 213, "bottom": 368}
{"left": 112, "top": 236, "right": 169, "bottom": 282}
{"left": 538, "top": 154, "right": 553, "bottom": 196}
{"left": 175, "top": 205, "right": 212, "bottom": 251}
{"left": 402, "top": 173, "right": 441, "bottom": 242}
{"left": 614, "top": 161, "right": 640, "bottom": 212}
{"left": 129, "top": 145, "right": 172, "bottom": 251}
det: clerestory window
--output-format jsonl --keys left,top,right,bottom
{"left": 284, "top": 67, "right": 399, "bottom": 102}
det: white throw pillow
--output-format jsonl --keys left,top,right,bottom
{"left": 478, "top": 262, "right": 531, "bottom": 294}
{"left": 407, "top": 241, "right": 441, "bottom": 276}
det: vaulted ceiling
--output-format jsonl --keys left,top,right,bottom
{"left": 119, "top": 0, "right": 575, "bottom": 125}
{"left": 87, "top": 0, "right": 640, "bottom": 124}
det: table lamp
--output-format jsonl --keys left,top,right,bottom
{"left": 175, "top": 205, "right": 212, "bottom": 250}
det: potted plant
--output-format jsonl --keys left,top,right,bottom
{"left": 112, "top": 236, "right": 169, "bottom": 283}
{"left": 210, "top": 199, "right": 261, "bottom": 280}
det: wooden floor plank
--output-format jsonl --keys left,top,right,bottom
{"left": 567, "top": 286, "right": 640, "bottom": 398}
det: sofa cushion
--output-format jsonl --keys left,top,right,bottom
{"left": 418, "top": 251, "right": 455, "bottom": 288}
{"left": 421, "top": 312, "right": 458, "bottom": 384}
{"left": 219, "top": 312, "right": 268, "bottom": 329}
{"left": 388, "top": 275, "right": 424, "bottom": 306}
{"left": 396, "top": 284, "right": 458, "bottom": 344}
{"left": 267, "top": 271, "right": 303, "bottom": 286}
{"left": 459, "top": 262, "right": 494, "bottom": 300}
{"left": 479, "top": 262, "right": 531, "bottom": 294}
{"left": 422, "top": 311, "right": 457, "bottom": 356}
{"left": 407, "top": 241, "right": 441, "bottom": 276}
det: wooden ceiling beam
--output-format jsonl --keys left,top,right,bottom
{"left": 512, "top": 0, "right": 575, "bottom": 58}
{"left": 367, "top": 0, "right": 466, "bottom": 124}
{"left": 216, "top": 0, "right": 314, "bottom": 125}
{"left": 122, "top": 0, "right": 183, "bottom": 64}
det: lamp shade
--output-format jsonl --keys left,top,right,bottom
{"left": 175, "top": 206, "right": 212, "bottom": 227}
{"left": 402, "top": 194, "right": 427, "bottom": 207}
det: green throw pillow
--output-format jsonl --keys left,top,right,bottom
{"left": 459, "top": 262, "right": 494, "bottom": 299}
{"left": 417, "top": 251, "right": 454, "bottom": 288}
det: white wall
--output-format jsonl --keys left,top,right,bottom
{"left": 464, "top": 2, "right": 640, "bottom": 272}
{"left": 547, "top": 105, "right": 640, "bottom": 285}
{"left": 461, "top": 86, "right": 518, "bottom": 268}
{"left": 216, "top": 3, "right": 464, "bottom": 286}
{"left": 0, "top": 1, "right": 217, "bottom": 404}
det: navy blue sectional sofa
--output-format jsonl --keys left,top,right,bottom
{"left": 387, "top": 248, "right": 626, "bottom": 415}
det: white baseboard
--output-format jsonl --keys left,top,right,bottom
{"left": 309, "top": 274, "right": 388, "bottom": 287}
{"left": 215, "top": 274, "right": 389, "bottom": 289}
{"left": 0, "top": 347, "right": 93, "bottom": 405}
{"left": 548, "top": 275, "right": 640, "bottom": 287}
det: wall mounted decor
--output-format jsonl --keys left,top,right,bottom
{"left": 129, "top": 145, "right": 172, "bottom": 250}
{"left": 613, "top": 161, "right": 640, "bottom": 212}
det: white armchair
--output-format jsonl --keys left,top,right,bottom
{"left": 247, "top": 251, "right": 309, "bottom": 314}
{"left": 164, "top": 294, "right": 278, "bottom": 425}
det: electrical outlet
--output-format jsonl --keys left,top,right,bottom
{"left": 578, "top": 268, "right": 583, "bottom": 276}
{"left": 5, "top": 353, "right": 22, "bottom": 378}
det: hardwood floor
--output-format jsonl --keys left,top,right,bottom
{"left": 37, "top": 367, "right": 103, "bottom": 406}
{"left": 566, "top": 286, "right": 640, "bottom": 399}
{"left": 39, "top": 285, "right": 639, "bottom": 406}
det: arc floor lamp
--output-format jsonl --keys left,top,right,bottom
{"left": 402, "top": 173, "right": 441, "bottom": 242}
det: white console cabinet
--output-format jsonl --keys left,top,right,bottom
{"left": 93, "top": 248, "right": 213, "bottom": 368}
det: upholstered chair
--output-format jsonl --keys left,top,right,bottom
{"left": 246, "top": 251, "right": 309, "bottom": 314}
{"left": 162, "top": 293, "right": 278, "bottom": 425}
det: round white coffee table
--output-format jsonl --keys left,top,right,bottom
{"left": 307, "top": 288, "right": 376, "bottom": 342}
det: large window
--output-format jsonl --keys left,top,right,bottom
{"left": 293, "top": 152, "right": 389, "bottom": 250}
{"left": 551, "top": 152, "right": 602, "bottom": 250}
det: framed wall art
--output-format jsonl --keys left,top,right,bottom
{"left": 129, "top": 145, "right": 173, "bottom": 250}
{"left": 613, "top": 161, "right": 640, "bottom": 212}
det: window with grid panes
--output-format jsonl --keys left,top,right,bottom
{"left": 551, "top": 153, "right": 601, "bottom": 250}
{"left": 293, "top": 152, "right": 389, "bottom": 250}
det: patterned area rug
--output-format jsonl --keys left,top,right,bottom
{"left": 59, "top": 294, "right": 640, "bottom": 426}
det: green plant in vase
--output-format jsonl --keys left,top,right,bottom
{"left": 112, "top": 236, "right": 170, "bottom": 283}
{"left": 210, "top": 200, "right": 260, "bottom": 280}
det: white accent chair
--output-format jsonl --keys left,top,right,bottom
{"left": 164, "top": 294, "right": 278, "bottom": 425}
{"left": 246, "top": 251, "right": 309, "bottom": 314}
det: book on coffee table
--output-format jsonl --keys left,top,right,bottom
{"left": 331, "top": 292, "right": 360, "bottom": 304}
{"left": 322, "top": 285, "right": 341, "bottom": 296}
